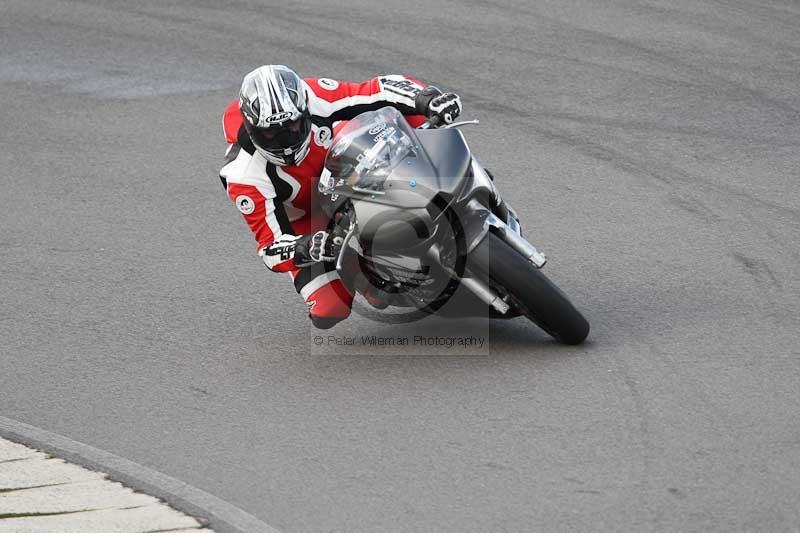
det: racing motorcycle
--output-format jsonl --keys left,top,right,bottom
{"left": 318, "top": 107, "right": 589, "bottom": 345}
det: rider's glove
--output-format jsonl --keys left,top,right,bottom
{"left": 294, "top": 230, "right": 344, "bottom": 268}
{"left": 415, "top": 86, "right": 462, "bottom": 125}
{"left": 428, "top": 93, "right": 462, "bottom": 124}
{"left": 261, "top": 234, "right": 302, "bottom": 272}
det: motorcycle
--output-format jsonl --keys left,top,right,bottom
{"left": 318, "top": 106, "right": 589, "bottom": 345}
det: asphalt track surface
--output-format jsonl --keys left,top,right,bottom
{"left": 2, "top": 0, "right": 799, "bottom": 531}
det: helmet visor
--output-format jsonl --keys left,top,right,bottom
{"left": 247, "top": 114, "right": 311, "bottom": 152}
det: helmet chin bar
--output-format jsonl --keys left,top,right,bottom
{"left": 260, "top": 132, "right": 312, "bottom": 167}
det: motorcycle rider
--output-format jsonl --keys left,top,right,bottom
{"left": 220, "top": 65, "right": 462, "bottom": 329}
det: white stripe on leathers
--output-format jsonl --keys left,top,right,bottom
{"left": 300, "top": 270, "right": 341, "bottom": 300}
{"left": 303, "top": 75, "right": 421, "bottom": 118}
{"left": 222, "top": 149, "right": 284, "bottom": 239}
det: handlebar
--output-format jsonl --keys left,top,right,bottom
{"left": 418, "top": 116, "right": 480, "bottom": 131}
{"left": 418, "top": 115, "right": 444, "bottom": 130}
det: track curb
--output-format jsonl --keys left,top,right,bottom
{"left": 0, "top": 416, "right": 280, "bottom": 533}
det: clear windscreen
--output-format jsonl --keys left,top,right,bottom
{"left": 321, "top": 107, "right": 418, "bottom": 196}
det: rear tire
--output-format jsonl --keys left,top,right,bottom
{"left": 469, "top": 232, "right": 589, "bottom": 345}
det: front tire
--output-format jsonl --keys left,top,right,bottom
{"left": 469, "top": 232, "right": 590, "bottom": 345}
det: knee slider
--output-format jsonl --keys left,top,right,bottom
{"left": 310, "top": 315, "right": 346, "bottom": 330}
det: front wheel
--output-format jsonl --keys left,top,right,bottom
{"left": 469, "top": 232, "right": 590, "bottom": 345}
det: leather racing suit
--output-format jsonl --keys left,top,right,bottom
{"left": 220, "top": 75, "right": 434, "bottom": 328}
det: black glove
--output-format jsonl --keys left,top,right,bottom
{"left": 294, "top": 230, "right": 344, "bottom": 267}
{"left": 428, "top": 92, "right": 462, "bottom": 124}
{"left": 415, "top": 86, "right": 463, "bottom": 125}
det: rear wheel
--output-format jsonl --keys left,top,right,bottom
{"left": 469, "top": 232, "right": 589, "bottom": 345}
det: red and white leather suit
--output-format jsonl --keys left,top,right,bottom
{"left": 220, "top": 75, "right": 428, "bottom": 327}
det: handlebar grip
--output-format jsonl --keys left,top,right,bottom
{"left": 427, "top": 115, "right": 444, "bottom": 128}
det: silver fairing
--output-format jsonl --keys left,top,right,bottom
{"left": 351, "top": 127, "right": 472, "bottom": 252}
{"left": 328, "top": 113, "right": 541, "bottom": 312}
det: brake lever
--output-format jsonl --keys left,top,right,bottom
{"left": 418, "top": 118, "right": 479, "bottom": 130}
{"left": 441, "top": 119, "right": 480, "bottom": 129}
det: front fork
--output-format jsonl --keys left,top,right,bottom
{"left": 454, "top": 210, "right": 547, "bottom": 315}
{"left": 504, "top": 203, "right": 522, "bottom": 236}
{"left": 456, "top": 160, "right": 548, "bottom": 314}
{"left": 485, "top": 211, "right": 546, "bottom": 268}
